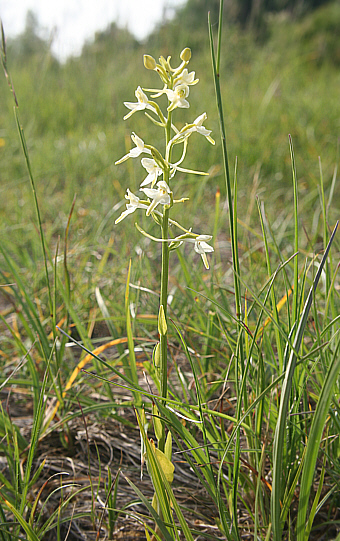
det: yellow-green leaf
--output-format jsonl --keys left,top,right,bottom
{"left": 165, "top": 431, "right": 172, "bottom": 462}
{"left": 150, "top": 440, "right": 175, "bottom": 483}
{"left": 152, "top": 403, "right": 163, "bottom": 443}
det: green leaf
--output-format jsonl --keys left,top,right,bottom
{"left": 152, "top": 404, "right": 163, "bottom": 443}
{"left": 124, "top": 476, "right": 174, "bottom": 541}
{"left": 124, "top": 260, "right": 142, "bottom": 406}
{"left": 0, "top": 497, "right": 40, "bottom": 541}
{"left": 271, "top": 221, "right": 339, "bottom": 541}
{"left": 296, "top": 338, "right": 340, "bottom": 540}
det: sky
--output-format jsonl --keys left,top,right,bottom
{"left": 0, "top": 0, "right": 186, "bottom": 61}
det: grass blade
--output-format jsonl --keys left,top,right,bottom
{"left": 271, "top": 220, "right": 338, "bottom": 540}
{"left": 296, "top": 338, "right": 340, "bottom": 540}
{"left": 0, "top": 496, "right": 40, "bottom": 541}
{"left": 289, "top": 134, "right": 299, "bottom": 328}
{"left": 124, "top": 475, "right": 174, "bottom": 541}
{"left": 125, "top": 260, "right": 142, "bottom": 406}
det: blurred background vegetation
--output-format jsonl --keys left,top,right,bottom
{"left": 0, "top": 0, "right": 339, "bottom": 320}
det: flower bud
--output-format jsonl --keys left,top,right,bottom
{"left": 180, "top": 48, "right": 191, "bottom": 62}
{"left": 158, "top": 304, "right": 167, "bottom": 336}
{"left": 151, "top": 147, "right": 168, "bottom": 171}
{"left": 153, "top": 342, "right": 160, "bottom": 367}
{"left": 143, "top": 54, "right": 157, "bottom": 70}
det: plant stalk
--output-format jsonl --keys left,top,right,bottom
{"left": 158, "top": 111, "right": 172, "bottom": 452}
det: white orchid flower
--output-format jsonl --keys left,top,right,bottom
{"left": 165, "top": 84, "right": 190, "bottom": 112}
{"left": 190, "top": 113, "right": 215, "bottom": 144}
{"left": 115, "top": 189, "right": 149, "bottom": 224}
{"left": 115, "top": 133, "right": 151, "bottom": 165}
{"left": 141, "top": 180, "right": 171, "bottom": 216}
{"left": 140, "top": 158, "right": 163, "bottom": 188}
{"left": 123, "top": 86, "right": 156, "bottom": 120}
{"left": 174, "top": 69, "right": 199, "bottom": 87}
{"left": 157, "top": 231, "right": 213, "bottom": 269}
{"left": 133, "top": 225, "right": 214, "bottom": 269}
{"left": 170, "top": 113, "right": 215, "bottom": 147}
{"left": 184, "top": 235, "right": 214, "bottom": 269}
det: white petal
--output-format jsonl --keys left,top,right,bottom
{"left": 123, "top": 101, "right": 140, "bottom": 112}
{"left": 141, "top": 157, "right": 156, "bottom": 172}
{"left": 157, "top": 180, "right": 170, "bottom": 192}
{"left": 194, "top": 112, "right": 207, "bottom": 126}
{"left": 135, "top": 86, "right": 149, "bottom": 104}
{"left": 146, "top": 198, "right": 159, "bottom": 215}
{"left": 196, "top": 235, "right": 212, "bottom": 242}
{"left": 174, "top": 84, "right": 189, "bottom": 98}
{"left": 115, "top": 207, "right": 135, "bottom": 224}
{"left": 201, "top": 241, "right": 214, "bottom": 253}
{"left": 197, "top": 126, "right": 212, "bottom": 137}
{"left": 115, "top": 153, "right": 130, "bottom": 165}
{"left": 131, "top": 132, "right": 145, "bottom": 148}
{"left": 141, "top": 187, "right": 158, "bottom": 199}
{"left": 140, "top": 173, "right": 153, "bottom": 188}
{"left": 142, "top": 182, "right": 171, "bottom": 216}
{"left": 129, "top": 147, "right": 143, "bottom": 158}
{"left": 175, "top": 69, "right": 199, "bottom": 86}
{"left": 125, "top": 189, "right": 139, "bottom": 205}
{"left": 123, "top": 107, "right": 141, "bottom": 120}
{"left": 194, "top": 241, "right": 214, "bottom": 255}
{"left": 178, "top": 98, "right": 190, "bottom": 109}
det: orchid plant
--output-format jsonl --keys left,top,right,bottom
{"left": 115, "top": 48, "right": 215, "bottom": 455}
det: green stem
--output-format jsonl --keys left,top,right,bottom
{"left": 160, "top": 208, "right": 169, "bottom": 383}
{"left": 158, "top": 111, "right": 172, "bottom": 452}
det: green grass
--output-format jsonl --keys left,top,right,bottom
{"left": 0, "top": 2, "right": 340, "bottom": 539}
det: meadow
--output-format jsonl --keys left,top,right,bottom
{"left": 0, "top": 1, "right": 340, "bottom": 539}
